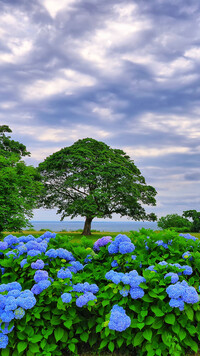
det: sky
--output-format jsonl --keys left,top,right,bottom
{"left": 0, "top": 0, "right": 200, "bottom": 222}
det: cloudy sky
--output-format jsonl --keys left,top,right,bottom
{"left": 1, "top": 0, "right": 200, "bottom": 222}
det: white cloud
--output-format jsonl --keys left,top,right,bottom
{"left": 39, "top": 0, "right": 77, "bottom": 18}
{"left": 123, "top": 145, "right": 190, "bottom": 158}
{"left": 22, "top": 69, "right": 96, "bottom": 101}
{"left": 134, "top": 112, "right": 200, "bottom": 139}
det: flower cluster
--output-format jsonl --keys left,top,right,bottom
{"left": 0, "top": 282, "right": 36, "bottom": 348}
{"left": 60, "top": 282, "right": 99, "bottom": 307}
{"left": 108, "top": 305, "right": 131, "bottom": 332}
{"left": 31, "top": 270, "right": 51, "bottom": 295}
{"left": 105, "top": 269, "right": 146, "bottom": 299}
{"left": 182, "top": 251, "right": 192, "bottom": 261}
{"left": 93, "top": 236, "right": 112, "bottom": 252}
{"left": 179, "top": 233, "right": 197, "bottom": 241}
{"left": 1, "top": 232, "right": 56, "bottom": 260}
{"left": 164, "top": 272, "right": 179, "bottom": 284}
{"left": 166, "top": 280, "right": 199, "bottom": 311}
{"left": 108, "top": 234, "right": 135, "bottom": 254}
{"left": 45, "top": 248, "right": 75, "bottom": 261}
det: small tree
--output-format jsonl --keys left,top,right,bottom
{"left": 38, "top": 138, "right": 157, "bottom": 235}
{"left": 183, "top": 210, "right": 200, "bottom": 232}
{"left": 0, "top": 126, "right": 43, "bottom": 234}
{"left": 157, "top": 213, "right": 192, "bottom": 231}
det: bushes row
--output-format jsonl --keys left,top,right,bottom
{"left": 0, "top": 229, "right": 200, "bottom": 355}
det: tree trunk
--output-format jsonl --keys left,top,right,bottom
{"left": 82, "top": 217, "right": 93, "bottom": 235}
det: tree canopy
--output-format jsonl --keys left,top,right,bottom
{"left": 157, "top": 213, "right": 192, "bottom": 231}
{"left": 38, "top": 138, "right": 157, "bottom": 235}
{"left": 183, "top": 210, "right": 200, "bottom": 232}
{"left": 0, "top": 126, "right": 43, "bottom": 233}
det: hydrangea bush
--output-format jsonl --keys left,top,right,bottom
{"left": 0, "top": 229, "right": 200, "bottom": 355}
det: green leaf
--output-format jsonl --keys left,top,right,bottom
{"left": 29, "top": 334, "right": 43, "bottom": 343}
{"left": 54, "top": 327, "right": 64, "bottom": 342}
{"left": 143, "top": 329, "right": 152, "bottom": 342}
{"left": 108, "top": 341, "right": 114, "bottom": 352}
{"left": 117, "top": 338, "right": 124, "bottom": 348}
{"left": 185, "top": 307, "right": 194, "bottom": 321}
{"left": 133, "top": 332, "right": 144, "bottom": 346}
{"left": 68, "top": 343, "right": 76, "bottom": 353}
{"left": 17, "top": 341, "right": 27, "bottom": 353}
{"left": 64, "top": 319, "right": 72, "bottom": 329}
{"left": 179, "top": 328, "right": 186, "bottom": 341}
{"left": 164, "top": 314, "right": 175, "bottom": 325}
{"left": 151, "top": 319, "right": 163, "bottom": 329}
{"left": 145, "top": 316, "right": 155, "bottom": 325}
{"left": 29, "top": 343, "right": 40, "bottom": 353}
{"left": 99, "top": 339, "right": 108, "bottom": 349}
{"left": 142, "top": 294, "right": 153, "bottom": 302}
{"left": 80, "top": 332, "right": 89, "bottom": 342}
{"left": 151, "top": 305, "right": 164, "bottom": 317}
{"left": 195, "top": 311, "right": 200, "bottom": 321}
{"left": 161, "top": 331, "right": 171, "bottom": 346}
{"left": 1, "top": 349, "right": 10, "bottom": 356}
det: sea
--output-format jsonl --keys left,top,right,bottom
{"left": 28, "top": 220, "right": 159, "bottom": 232}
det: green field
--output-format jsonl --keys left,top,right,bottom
{"left": 2, "top": 229, "right": 200, "bottom": 243}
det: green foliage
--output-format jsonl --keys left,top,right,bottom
{"left": 157, "top": 214, "right": 192, "bottom": 230}
{"left": 2, "top": 229, "right": 200, "bottom": 355}
{"left": 38, "top": 138, "right": 157, "bottom": 235}
{"left": 0, "top": 126, "right": 43, "bottom": 233}
{"left": 183, "top": 210, "right": 200, "bottom": 233}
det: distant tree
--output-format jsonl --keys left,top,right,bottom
{"left": 157, "top": 213, "right": 192, "bottom": 230}
{"left": 0, "top": 126, "right": 43, "bottom": 234}
{"left": 38, "top": 138, "right": 157, "bottom": 235}
{"left": 0, "top": 125, "right": 30, "bottom": 158}
{"left": 183, "top": 210, "right": 200, "bottom": 232}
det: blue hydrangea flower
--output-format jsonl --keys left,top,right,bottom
{"left": 119, "top": 242, "right": 135, "bottom": 254}
{"left": 31, "top": 260, "right": 45, "bottom": 270}
{"left": 57, "top": 268, "right": 72, "bottom": 279}
{"left": 61, "top": 293, "right": 72, "bottom": 303}
{"left": 158, "top": 261, "right": 168, "bottom": 266}
{"left": 0, "top": 311, "right": 15, "bottom": 322}
{"left": 93, "top": 236, "right": 112, "bottom": 252}
{"left": 27, "top": 249, "right": 41, "bottom": 257}
{"left": 182, "top": 251, "right": 192, "bottom": 260}
{"left": 0, "top": 334, "right": 9, "bottom": 349}
{"left": 16, "top": 295, "right": 36, "bottom": 310}
{"left": 119, "top": 288, "right": 129, "bottom": 297}
{"left": 0, "top": 242, "right": 8, "bottom": 250}
{"left": 182, "top": 265, "right": 193, "bottom": 276}
{"left": 45, "top": 249, "right": 58, "bottom": 258}
{"left": 0, "top": 322, "right": 14, "bottom": 334}
{"left": 108, "top": 305, "right": 131, "bottom": 332}
{"left": 111, "top": 260, "right": 118, "bottom": 268}
{"left": 164, "top": 273, "right": 179, "bottom": 284}
{"left": 76, "top": 292, "right": 96, "bottom": 307}
{"left": 14, "top": 307, "right": 25, "bottom": 319}
{"left": 84, "top": 255, "right": 92, "bottom": 263}
{"left": 169, "top": 298, "right": 184, "bottom": 311}
{"left": 4, "top": 235, "right": 18, "bottom": 246}
{"left": 130, "top": 287, "right": 144, "bottom": 299}
{"left": 68, "top": 261, "right": 84, "bottom": 273}
{"left": 179, "top": 233, "right": 197, "bottom": 241}
{"left": 20, "top": 258, "right": 28, "bottom": 268}
{"left": 4, "top": 296, "right": 18, "bottom": 311}
{"left": 34, "top": 270, "right": 49, "bottom": 283}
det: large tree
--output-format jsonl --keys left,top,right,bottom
{"left": 0, "top": 126, "right": 43, "bottom": 233}
{"left": 38, "top": 138, "right": 157, "bottom": 235}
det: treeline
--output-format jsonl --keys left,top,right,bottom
{"left": 158, "top": 212, "right": 200, "bottom": 233}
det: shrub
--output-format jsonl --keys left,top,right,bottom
{"left": 0, "top": 229, "right": 200, "bottom": 355}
